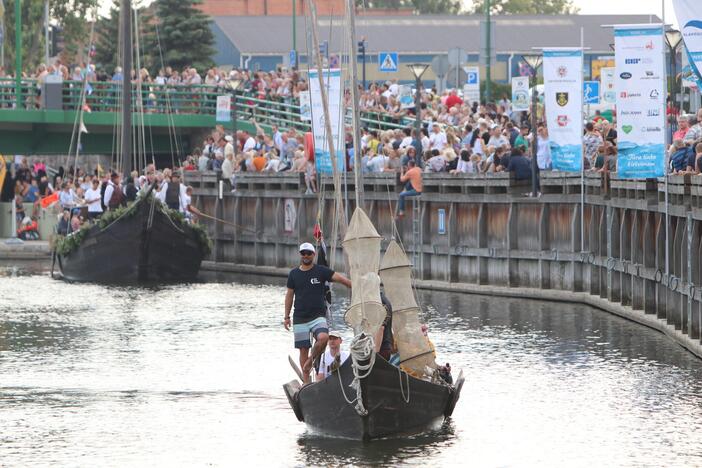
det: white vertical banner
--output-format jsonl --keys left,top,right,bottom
{"left": 543, "top": 48, "right": 583, "bottom": 172}
{"left": 299, "top": 91, "right": 311, "bottom": 121}
{"left": 600, "top": 67, "right": 616, "bottom": 105}
{"left": 215, "top": 95, "right": 231, "bottom": 123}
{"left": 308, "top": 68, "right": 345, "bottom": 174}
{"left": 673, "top": 0, "right": 702, "bottom": 86}
{"left": 511, "top": 77, "right": 530, "bottom": 112}
{"left": 614, "top": 25, "right": 666, "bottom": 179}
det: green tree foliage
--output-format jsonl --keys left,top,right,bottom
{"left": 153, "top": 0, "right": 215, "bottom": 72}
{"left": 470, "top": 0, "right": 579, "bottom": 15}
{"left": 2, "top": 0, "right": 98, "bottom": 72}
{"left": 2, "top": 1, "right": 47, "bottom": 72}
{"left": 357, "top": 0, "right": 462, "bottom": 14}
{"left": 94, "top": 0, "right": 156, "bottom": 75}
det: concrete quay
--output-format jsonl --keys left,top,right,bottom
{"left": 187, "top": 170, "right": 702, "bottom": 359}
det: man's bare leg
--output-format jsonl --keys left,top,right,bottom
{"left": 303, "top": 333, "right": 329, "bottom": 376}
{"left": 299, "top": 348, "right": 310, "bottom": 383}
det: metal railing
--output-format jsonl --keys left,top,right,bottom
{"left": 0, "top": 78, "right": 418, "bottom": 133}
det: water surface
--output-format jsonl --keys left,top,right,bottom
{"left": 1, "top": 269, "right": 702, "bottom": 466}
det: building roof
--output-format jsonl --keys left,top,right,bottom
{"left": 213, "top": 14, "right": 663, "bottom": 56}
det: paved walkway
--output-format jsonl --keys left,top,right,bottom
{"left": 0, "top": 239, "right": 51, "bottom": 259}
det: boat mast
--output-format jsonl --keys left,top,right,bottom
{"left": 345, "top": 0, "right": 364, "bottom": 210}
{"left": 307, "top": 0, "right": 346, "bottom": 267}
{"left": 121, "top": 0, "right": 132, "bottom": 178}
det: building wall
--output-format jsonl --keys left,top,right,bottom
{"left": 199, "top": 0, "right": 343, "bottom": 16}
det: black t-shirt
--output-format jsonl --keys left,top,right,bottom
{"left": 287, "top": 265, "right": 335, "bottom": 324}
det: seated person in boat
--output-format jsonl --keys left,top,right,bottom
{"left": 375, "top": 289, "right": 394, "bottom": 361}
{"left": 315, "top": 331, "right": 349, "bottom": 380}
{"left": 103, "top": 173, "right": 125, "bottom": 211}
{"left": 284, "top": 242, "right": 352, "bottom": 383}
{"left": 56, "top": 210, "right": 70, "bottom": 235}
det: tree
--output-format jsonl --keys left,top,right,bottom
{"left": 470, "top": 0, "right": 578, "bottom": 15}
{"left": 356, "top": 0, "right": 462, "bottom": 15}
{"left": 2, "top": 1, "right": 47, "bottom": 72}
{"left": 153, "top": 0, "right": 215, "bottom": 72}
{"left": 95, "top": 0, "right": 157, "bottom": 75}
{"left": 1, "top": 0, "right": 98, "bottom": 72}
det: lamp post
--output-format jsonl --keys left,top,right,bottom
{"left": 407, "top": 63, "right": 429, "bottom": 161}
{"left": 665, "top": 29, "right": 683, "bottom": 118}
{"left": 292, "top": 0, "right": 297, "bottom": 67}
{"left": 228, "top": 78, "right": 243, "bottom": 151}
{"left": 522, "top": 53, "right": 542, "bottom": 198}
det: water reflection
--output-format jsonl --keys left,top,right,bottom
{"left": 0, "top": 273, "right": 701, "bottom": 466}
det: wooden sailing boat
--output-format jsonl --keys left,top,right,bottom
{"left": 284, "top": 212, "right": 464, "bottom": 440}
{"left": 54, "top": 0, "right": 208, "bottom": 283}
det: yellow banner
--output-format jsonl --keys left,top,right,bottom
{"left": 0, "top": 154, "right": 6, "bottom": 198}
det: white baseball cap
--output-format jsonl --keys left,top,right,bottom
{"left": 225, "top": 135, "right": 234, "bottom": 142}
{"left": 299, "top": 242, "right": 315, "bottom": 253}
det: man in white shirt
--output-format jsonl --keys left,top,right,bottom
{"left": 84, "top": 178, "right": 103, "bottom": 221}
{"left": 316, "top": 331, "right": 349, "bottom": 380}
{"left": 242, "top": 130, "right": 257, "bottom": 152}
{"left": 429, "top": 123, "right": 447, "bottom": 152}
{"left": 487, "top": 125, "right": 509, "bottom": 150}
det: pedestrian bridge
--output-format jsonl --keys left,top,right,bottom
{"left": 0, "top": 78, "right": 411, "bottom": 156}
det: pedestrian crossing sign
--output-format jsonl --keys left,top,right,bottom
{"left": 378, "top": 52, "right": 399, "bottom": 72}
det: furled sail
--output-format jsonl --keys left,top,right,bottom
{"left": 342, "top": 208, "right": 386, "bottom": 336}
{"left": 379, "top": 240, "right": 437, "bottom": 377}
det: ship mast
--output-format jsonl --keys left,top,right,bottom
{"left": 121, "top": 0, "right": 133, "bottom": 178}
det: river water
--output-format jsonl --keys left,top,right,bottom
{"left": 1, "top": 266, "right": 702, "bottom": 467}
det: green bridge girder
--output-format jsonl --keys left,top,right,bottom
{"left": 0, "top": 108, "right": 256, "bottom": 155}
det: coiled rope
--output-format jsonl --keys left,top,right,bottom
{"left": 337, "top": 334, "right": 376, "bottom": 416}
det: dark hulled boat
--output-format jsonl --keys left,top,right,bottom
{"left": 53, "top": 0, "right": 208, "bottom": 284}
{"left": 284, "top": 354, "right": 464, "bottom": 440}
{"left": 57, "top": 196, "right": 207, "bottom": 283}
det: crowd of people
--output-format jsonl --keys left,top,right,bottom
{"left": 2, "top": 156, "right": 200, "bottom": 239}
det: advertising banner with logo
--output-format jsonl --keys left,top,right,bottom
{"left": 308, "top": 69, "right": 345, "bottom": 174}
{"left": 299, "top": 91, "right": 311, "bottom": 121}
{"left": 673, "top": 0, "right": 702, "bottom": 86}
{"left": 600, "top": 67, "right": 616, "bottom": 105}
{"left": 543, "top": 49, "right": 583, "bottom": 172}
{"left": 511, "top": 77, "right": 530, "bottom": 112}
{"left": 215, "top": 95, "right": 231, "bottom": 123}
{"left": 614, "top": 25, "right": 666, "bottom": 179}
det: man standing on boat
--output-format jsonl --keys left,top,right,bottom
{"left": 285, "top": 242, "right": 351, "bottom": 383}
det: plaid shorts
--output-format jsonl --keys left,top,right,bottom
{"left": 293, "top": 316, "right": 329, "bottom": 349}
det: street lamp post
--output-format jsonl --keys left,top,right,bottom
{"left": 522, "top": 53, "right": 542, "bottom": 198}
{"left": 665, "top": 29, "right": 683, "bottom": 118}
{"left": 407, "top": 63, "right": 429, "bottom": 161}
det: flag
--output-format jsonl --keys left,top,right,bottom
{"left": 0, "top": 154, "right": 6, "bottom": 197}
{"left": 40, "top": 191, "right": 59, "bottom": 209}
{"left": 80, "top": 121, "right": 88, "bottom": 134}
{"left": 674, "top": 0, "right": 702, "bottom": 85}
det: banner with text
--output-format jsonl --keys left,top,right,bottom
{"left": 543, "top": 49, "right": 583, "bottom": 172}
{"left": 511, "top": 77, "right": 530, "bottom": 112}
{"left": 614, "top": 25, "right": 666, "bottom": 179}
{"left": 673, "top": 0, "right": 702, "bottom": 86}
{"left": 308, "top": 69, "right": 345, "bottom": 174}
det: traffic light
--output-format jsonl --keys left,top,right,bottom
{"left": 357, "top": 40, "right": 366, "bottom": 55}
{"left": 50, "top": 26, "right": 65, "bottom": 57}
{"left": 320, "top": 40, "right": 328, "bottom": 58}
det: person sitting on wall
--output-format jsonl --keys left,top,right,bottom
{"left": 396, "top": 159, "right": 422, "bottom": 219}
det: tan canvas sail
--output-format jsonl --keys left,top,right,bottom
{"left": 379, "top": 240, "right": 436, "bottom": 377}
{"left": 342, "top": 208, "right": 386, "bottom": 336}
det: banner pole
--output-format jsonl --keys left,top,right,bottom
{"left": 580, "top": 27, "right": 585, "bottom": 253}
{"left": 663, "top": 22, "right": 670, "bottom": 279}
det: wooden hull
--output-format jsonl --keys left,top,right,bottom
{"left": 57, "top": 199, "right": 205, "bottom": 284}
{"left": 284, "top": 355, "right": 464, "bottom": 440}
